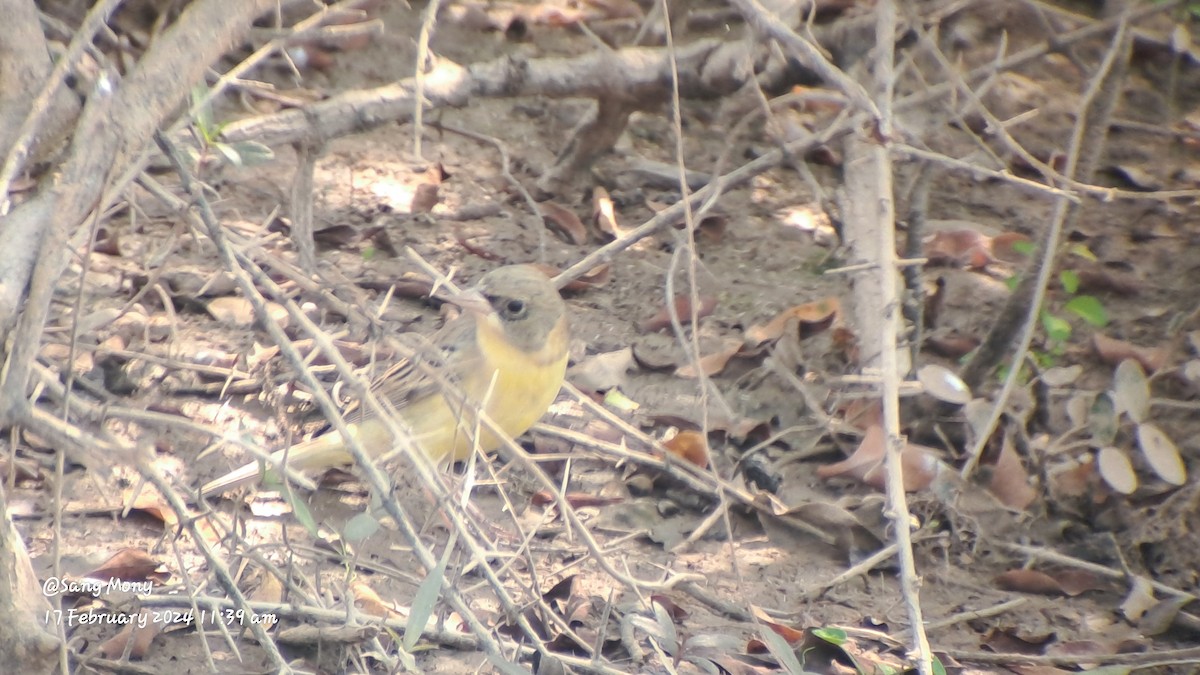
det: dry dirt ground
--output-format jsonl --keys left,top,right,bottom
{"left": 10, "top": 1, "right": 1200, "bottom": 673}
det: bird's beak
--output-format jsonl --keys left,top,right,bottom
{"left": 448, "top": 287, "right": 492, "bottom": 317}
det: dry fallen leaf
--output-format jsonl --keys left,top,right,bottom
{"left": 1092, "top": 333, "right": 1166, "bottom": 372}
{"left": 816, "top": 424, "right": 941, "bottom": 492}
{"left": 1135, "top": 423, "right": 1186, "bottom": 486}
{"left": 994, "top": 568, "right": 1105, "bottom": 597}
{"left": 639, "top": 294, "right": 718, "bottom": 333}
{"left": 988, "top": 435, "right": 1037, "bottom": 511}
{"left": 592, "top": 186, "right": 624, "bottom": 240}
{"left": 97, "top": 609, "right": 164, "bottom": 660}
{"left": 410, "top": 182, "right": 440, "bottom": 213}
{"left": 567, "top": 348, "right": 634, "bottom": 391}
{"left": 1112, "top": 358, "right": 1150, "bottom": 423}
{"left": 924, "top": 228, "right": 994, "bottom": 269}
{"left": 353, "top": 580, "right": 402, "bottom": 619}
{"left": 662, "top": 430, "right": 709, "bottom": 468}
{"left": 85, "top": 548, "right": 169, "bottom": 584}
{"left": 675, "top": 340, "right": 741, "bottom": 378}
{"left": 1097, "top": 446, "right": 1138, "bottom": 494}
{"left": 745, "top": 297, "right": 839, "bottom": 347}
{"left": 540, "top": 201, "right": 589, "bottom": 244}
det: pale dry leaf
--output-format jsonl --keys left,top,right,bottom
{"left": 1111, "top": 359, "right": 1150, "bottom": 423}
{"left": 567, "top": 348, "right": 634, "bottom": 391}
{"left": 1097, "top": 447, "right": 1137, "bottom": 495}
{"left": 1135, "top": 423, "right": 1186, "bottom": 486}
{"left": 1120, "top": 577, "right": 1157, "bottom": 622}
{"left": 1042, "top": 365, "right": 1083, "bottom": 387}
{"left": 917, "top": 364, "right": 972, "bottom": 405}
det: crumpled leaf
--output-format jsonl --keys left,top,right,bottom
{"left": 745, "top": 297, "right": 839, "bottom": 347}
{"left": 675, "top": 340, "right": 741, "bottom": 378}
{"left": 815, "top": 424, "right": 942, "bottom": 492}
{"left": 639, "top": 294, "right": 717, "bottom": 333}
{"left": 1093, "top": 333, "right": 1166, "bottom": 372}
{"left": 540, "top": 201, "right": 589, "bottom": 244}
{"left": 568, "top": 348, "right": 634, "bottom": 391}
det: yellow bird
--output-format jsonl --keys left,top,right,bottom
{"left": 200, "top": 265, "right": 569, "bottom": 495}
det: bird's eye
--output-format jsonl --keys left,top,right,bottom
{"left": 502, "top": 299, "right": 527, "bottom": 318}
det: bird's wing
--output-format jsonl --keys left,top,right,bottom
{"left": 346, "top": 314, "right": 481, "bottom": 424}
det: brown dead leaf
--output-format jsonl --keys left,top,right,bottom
{"left": 86, "top": 548, "right": 169, "bottom": 584}
{"left": 1075, "top": 266, "right": 1140, "bottom": 296}
{"left": 540, "top": 201, "right": 589, "bottom": 244}
{"left": 126, "top": 490, "right": 180, "bottom": 530}
{"left": 662, "top": 430, "right": 709, "bottom": 468}
{"left": 991, "top": 231, "right": 1032, "bottom": 263}
{"left": 639, "top": 294, "right": 718, "bottom": 333}
{"left": 1092, "top": 333, "right": 1166, "bottom": 372}
{"left": 924, "top": 332, "right": 980, "bottom": 359}
{"left": 1049, "top": 457, "right": 1096, "bottom": 499}
{"left": 994, "top": 569, "right": 1068, "bottom": 595}
{"left": 840, "top": 398, "right": 883, "bottom": 430}
{"left": 353, "top": 580, "right": 402, "bottom": 619}
{"left": 995, "top": 568, "right": 1106, "bottom": 596}
{"left": 745, "top": 297, "right": 840, "bottom": 347}
{"left": 924, "top": 228, "right": 993, "bottom": 269}
{"left": 816, "top": 424, "right": 941, "bottom": 492}
{"left": 675, "top": 340, "right": 741, "bottom": 378}
{"left": 97, "top": 609, "right": 163, "bottom": 660}
{"left": 410, "top": 183, "right": 440, "bottom": 213}
{"left": 988, "top": 434, "right": 1037, "bottom": 510}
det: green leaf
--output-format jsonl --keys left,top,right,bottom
{"left": 1004, "top": 274, "right": 1020, "bottom": 291}
{"left": 1042, "top": 311, "right": 1072, "bottom": 343}
{"left": 229, "top": 141, "right": 275, "bottom": 166}
{"left": 343, "top": 513, "right": 380, "bottom": 541}
{"left": 1065, "top": 295, "right": 1108, "bottom": 327}
{"left": 405, "top": 555, "right": 448, "bottom": 652}
{"left": 1059, "top": 269, "right": 1080, "bottom": 294}
{"left": 213, "top": 142, "right": 243, "bottom": 168}
{"left": 287, "top": 492, "right": 320, "bottom": 538}
{"left": 1011, "top": 239, "right": 1035, "bottom": 256}
{"left": 1068, "top": 242, "right": 1098, "bottom": 261}
{"left": 811, "top": 626, "right": 848, "bottom": 645}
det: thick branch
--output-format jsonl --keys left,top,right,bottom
{"left": 220, "top": 38, "right": 768, "bottom": 147}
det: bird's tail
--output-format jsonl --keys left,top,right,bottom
{"left": 199, "top": 433, "right": 349, "bottom": 496}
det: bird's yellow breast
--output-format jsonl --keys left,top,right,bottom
{"left": 403, "top": 316, "right": 568, "bottom": 461}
